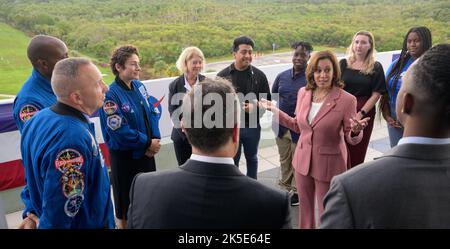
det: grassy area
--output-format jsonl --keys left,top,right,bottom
{"left": 0, "top": 22, "right": 32, "bottom": 95}
{"left": 0, "top": 21, "right": 347, "bottom": 95}
{"left": 0, "top": 22, "right": 116, "bottom": 95}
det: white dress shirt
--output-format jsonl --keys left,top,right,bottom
{"left": 398, "top": 136, "right": 450, "bottom": 145}
{"left": 184, "top": 74, "right": 200, "bottom": 92}
{"left": 190, "top": 154, "right": 235, "bottom": 165}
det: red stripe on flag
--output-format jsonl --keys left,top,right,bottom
{"left": 99, "top": 144, "right": 111, "bottom": 167}
{"left": 0, "top": 144, "right": 111, "bottom": 191}
{"left": 0, "top": 160, "right": 25, "bottom": 191}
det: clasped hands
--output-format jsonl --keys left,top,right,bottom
{"left": 145, "top": 138, "right": 161, "bottom": 158}
{"left": 242, "top": 101, "right": 255, "bottom": 113}
{"left": 18, "top": 212, "right": 39, "bottom": 229}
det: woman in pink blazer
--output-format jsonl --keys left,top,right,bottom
{"left": 260, "top": 50, "right": 370, "bottom": 228}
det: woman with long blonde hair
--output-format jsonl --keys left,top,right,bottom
{"left": 341, "top": 31, "right": 386, "bottom": 167}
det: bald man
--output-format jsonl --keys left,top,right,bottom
{"left": 20, "top": 57, "right": 114, "bottom": 228}
{"left": 320, "top": 44, "right": 450, "bottom": 228}
{"left": 12, "top": 35, "right": 68, "bottom": 228}
{"left": 13, "top": 34, "right": 69, "bottom": 131}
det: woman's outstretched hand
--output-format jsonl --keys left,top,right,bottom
{"left": 350, "top": 117, "right": 370, "bottom": 135}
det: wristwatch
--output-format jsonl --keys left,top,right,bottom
{"left": 359, "top": 110, "right": 367, "bottom": 117}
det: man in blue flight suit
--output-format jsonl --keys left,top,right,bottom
{"left": 99, "top": 45, "right": 161, "bottom": 229}
{"left": 13, "top": 35, "right": 69, "bottom": 131}
{"left": 20, "top": 57, "right": 114, "bottom": 228}
{"left": 12, "top": 35, "right": 69, "bottom": 228}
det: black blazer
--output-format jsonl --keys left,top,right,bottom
{"left": 168, "top": 74, "right": 206, "bottom": 142}
{"left": 127, "top": 159, "right": 292, "bottom": 229}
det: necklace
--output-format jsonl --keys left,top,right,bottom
{"left": 351, "top": 60, "right": 366, "bottom": 70}
{"left": 312, "top": 89, "right": 330, "bottom": 103}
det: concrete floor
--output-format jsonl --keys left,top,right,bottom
{"left": 4, "top": 120, "right": 390, "bottom": 229}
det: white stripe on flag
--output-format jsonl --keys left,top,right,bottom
{"left": 0, "top": 130, "right": 21, "bottom": 163}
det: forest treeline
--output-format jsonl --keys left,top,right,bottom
{"left": 0, "top": 0, "right": 448, "bottom": 78}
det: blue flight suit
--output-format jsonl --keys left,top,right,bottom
{"left": 99, "top": 78, "right": 160, "bottom": 158}
{"left": 99, "top": 77, "right": 160, "bottom": 220}
{"left": 13, "top": 68, "right": 57, "bottom": 219}
{"left": 20, "top": 102, "right": 115, "bottom": 228}
{"left": 13, "top": 68, "right": 56, "bottom": 132}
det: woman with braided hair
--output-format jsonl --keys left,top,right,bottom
{"left": 380, "top": 26, "right": 432, "bottom": 147}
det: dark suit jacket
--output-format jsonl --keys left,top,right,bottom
{"left": 168, "top": 74, "right": 206, "bottom": 142}
{"left": 320, "top": 143, "right": 450, "bottom": 228}
{"left": 127, "top": 159, "right": 292, "bottom": 229}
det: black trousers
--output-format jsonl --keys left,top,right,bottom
{"left": 173, "top": 138, "right": 192, "bottom": 166}
{"left": 109, "top": 149, "right": 156, "bottom": 219}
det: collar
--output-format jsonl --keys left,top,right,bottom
{"left": 398, "top": 136, "right": 450, "bottom": 145}
{"left": 184, "top": 74, "right": 199, "bottom": 92}
{"left": 380, "top": 143, "right": 450, "bottom": 161}
{"left": 50, "top": 102, "right": 89, "bottom": 123}
{"left": 190, "top": 154, "right": 235, "bottom": 165}
{"left": 116, "top": 76, "right": 133, "bottom": 91}
{"left": 181, "top": 159, "right": 243, "bottom": 176}
{"left": 32, "top": 68, "right": 53, "bottom": 93}
{"left": 291, "top": 67, "right": 305, "bottom": 79}
{"left": 230, "top": 63, "right": 251, "bottom": 73}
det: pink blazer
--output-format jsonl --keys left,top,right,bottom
{"left": 277, "top": 86, "right": 362, "bottom": 182}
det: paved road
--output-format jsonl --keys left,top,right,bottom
{"left": 206, "top": 51, "right": 345, "bottom": 72}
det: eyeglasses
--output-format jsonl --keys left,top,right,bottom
{"left": 126, "top": 62, "right": 141, "bottom": 69}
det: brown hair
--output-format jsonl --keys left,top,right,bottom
{"left": 182, "top": 78, "right": 239, "bottom": 153}
{"left": 305, "top": 50, "right": 344, "bottom": 90}
{"left": 110, "top": 45, "right": 139, "bottom": 76}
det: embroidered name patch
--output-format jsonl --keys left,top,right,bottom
{"left": 55, "top": 149, "right": 85, "bottom": 217}
{"left": 103, "top": 100, "right": 118, "bottom": 115}
{"left": 55, "top": 149, "right": 84, "bottom": 173}
{"left": 107, "top": 114, "right": 122, "bottom": 130}
{"left": 19, "top": 104, "right": 39, "bottom": 122}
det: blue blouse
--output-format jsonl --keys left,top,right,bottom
{"left": 385, "top": 57, "right": 414, "bottom": 117}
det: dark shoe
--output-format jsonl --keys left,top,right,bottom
{"left": 290, "top": 193, "right": 299, "bottom": 206}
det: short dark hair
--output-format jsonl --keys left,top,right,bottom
{"left": 182, "top": 78, "right": 239, "bottom": 153}
{"left": 291, "top": 41, "right": 313, "bottom": 53}
{"left": 409, "top": 44, "right": 450, "bottom": 124}
{"left": 232, "top": 36, "right": 255, "bottom": 52}
{"left": 27, "top": 35, "right": 66, "bottom": 67}
{"left": 305, "top": 50, "right": 344, "bottom": 90}
{"left": 110, "top": 45, "right": 139, "bottom": 76}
